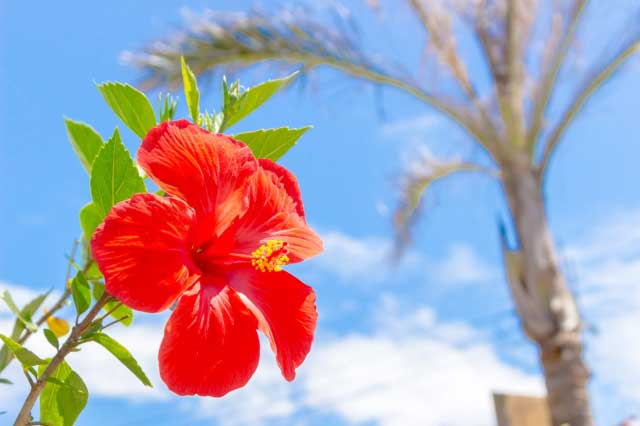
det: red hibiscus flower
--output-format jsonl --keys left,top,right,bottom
{"left": 91, "top": 120, "right": 322, "bottom": 397}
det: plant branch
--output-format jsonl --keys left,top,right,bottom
{"left": 96, "top": 301, "right": 121, "bottom": 323}
{"left": 394, "top": 158, "right": 499, "bottom": 253}
{"left": 23, "top": 369, "right": 34, "bottom": 388}
{"left": 539, "top": 40, "right": 639, "bottom": 175}
{"left": 126, "top": 9, "right": 499, "bottom": 161}
{"left": 527, "top": 0, "right": 586, "bottom": 152}
{"left": 101, "top": 315, "right": 129, "bottom": 331}
{"left": 16, "top": 259, "right": 95, "bottom": 347}
{"left": 322, "top": 58, "right": 498, "bottom": 159}
{"left": 13, "top": 293, "right": 110, "bottom": 426}
{"left": 406, "top": 0, "right": 499, "bottom": 149}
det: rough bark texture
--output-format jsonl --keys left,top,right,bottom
{"left": 503, "top": 156, "right": 593, "bottom": 426}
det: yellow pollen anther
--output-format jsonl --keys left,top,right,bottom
{"left": 251, "top": 240, "right": 290, "bottom": 272}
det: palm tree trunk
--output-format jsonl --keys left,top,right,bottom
{"left": 503, "top": 157, "right": 593, "bottom": 426}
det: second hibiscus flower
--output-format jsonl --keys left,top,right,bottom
{"left": 91, "top": 119, "right": 322, "bottom": 397}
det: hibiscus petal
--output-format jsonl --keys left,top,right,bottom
{"left": 227, "top": 267, "right": 317, "bottom": 381}
{"left": 159, "top": 282, "right": 260, "bottom": 397}
{"left": 91, "top": 193, "right": 198, "bottom": 313}
{"left": 213, "top": 163, "right": 322, "bottom": 264}
{"left": 258, "top": 159, "right": 305, "bottom": 217}
{"left": 138, "top": 120, "right": 257, "bottom": 240}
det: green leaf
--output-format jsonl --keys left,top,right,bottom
{"left": 0, "top": 334, "right": 46, "bottom": 368}
{"left": 91, "top": 332, "right": 152, "bottom": 387}
{"left": 79, "top": 202, "right": 102, "bottom": 241}
{"left": 39, "top": 360, "right": 88, "bottom": 426}
{"left": 84, "top": 261, "right": 103, "bottom": 281}
{"left": 234, "top": 126, "right": 312, "bottom": 161}
{"left": 1, "top": 291, "right": 37, "bottom": 332}
{"left": 64, "top": 119, "right": 104, "bottom": 173}
{"left": 0, "top": 377, "right": 12, "bottom": 385}
{"left": 0, "top": 290, "right": 50, "bottom": 373}
{"left": 92, "top": 283, "right": 133, "bottom": 326}
{"left": 90, "top": 129, "right": 146, "bottom": 218}
{"left": 181, "top": 57, "right": 200, "bottom": 124}
{"left": 221, "top": 72, "right": 298, "bottom": 131}
{"left": 43, "top": 329, "right": 60, "bottom": 350}
{"left": 158, "top": 93, "right": 177, "bottom": 122}
{"left": 71, "top": 272, "right": 91, "bottom": 316}
{"left": 96, "top": 82, "right": 156, "bottom": 138}
{"left": 45, "top": 376, "right": 66, "bottom": 386}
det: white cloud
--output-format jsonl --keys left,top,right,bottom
{"left": 0, "top": 280, "right": 169, "bottom": 419}
{"left": 1, "top": 281, "right": 542, "bottom": 426}
{"left": 0, "top": 281, "right": 60, "bottom": 317}
{"left": 0, "top": 282, "right": 297, "bottom": 425}
{"left": 563, "top": 207, "right": 640, "bottom": 408}
{"left": 192, "top": 347, "right": 297, "bottom": 426}
{"left": 431, "top": 243, "right": 497, "bottom": 285}
{"left": 310, "top": 231, "right": 495, "bottom": 288}
{"left": 67, "top": 322, "right": 166, "bottom": 400}
{"left": 302, "top": 296, "right": 543, "bottom": 426}
{"left": 308, "top": 230, "right": 420, "bottom": 283}
{"left": 380, "top": 114, "right": 441, "bottom": 137}
{"left": 564, "top": 209, "right": 640, "bottom": 265}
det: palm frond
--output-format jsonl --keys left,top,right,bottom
{"left": 539, "top": 37, "right": 640, "bottom": 174}
{"left": 124, "top": 7, "right": 390, "bottom": 91}
{"left": 393, "top": 148, "right": 498, "bottom": 253}
{"left": 124, "top": 6, "right": 499, "bottom": 158}
{"left": 526, "top": 0, "right": 587, "bottom": 151}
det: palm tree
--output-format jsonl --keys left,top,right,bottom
{"left": 125, "top": 2, "right": 639, "bottom": 425}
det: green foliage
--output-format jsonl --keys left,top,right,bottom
{"left": 92, "top": 283, "right": 133, "bottom": 326}
{"left": 97, "top": 82, "right": 157, "bottom": 139}
{"left": 1, "top": 291, "right": 37, "bottom": 332}
{"left": 71, "top": 272, "right": 92, "bottom": 316}
{"left": 65, "top": 119, "right": 104, "bottom": 173}
{"left": 43, "top": 328, "right": 60, "bottom": 350}
{"left": 0, "top": 334, "right": 46, "bottom": 368}
{"left": 212, "top": 112, "right": 224, "bottom": 133}
{"left": 158, "top": 93, "right": 177, "bottom": 122}
{"left": 90, "top": 332, "right": 152, "bottom": 387}
{"left": 39, "top": 360, "right": 88, "bottom": 426}
{"left": 90, "top": 129, "right": 146, "bottom": 218}
{"left": 220, "top": 72, "right": 298, "bottom": 131}
{"left": 0, "top": 378, "right": 12, "bottom": 385}
{"left": 0, "top": 291, "right": 50, "bottom": 372}
{"left": 181, "top": 57, "right": 200, "bottom": 124}
{"left": 234, "top": 126, "right": 311, "bottom": 161}
{"left": 79, "top": 202, "right": 102, "bottom": 241}
{"left": 84, "top": 261, "right": 102, "bottom": 281}
{"left": 13, "top": 71, "right": 319, "bottom": 423}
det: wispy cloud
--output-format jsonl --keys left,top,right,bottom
{"left": 308, "top": 230, "right": 496, "bottom": 287}
{"left": 379, "top": 114, "right": 442, "bottom": 138}
{"left": 0, "top": 281, "right": 60, "bottom": 317}
{"left": 0, "top": 281, "right": 540, "bottom": 426}
{"left": 430, "top": 243, "right": 498, "bottom": 285}
{"left": 302, "top": 294, "right": 543, "bottom": 426}
{"left": 306, "top": 229, "right": 421, "bottom": 284}
{"left": 192, "top": 350, "right": 297, "bottom": 426}
{"left": 563, "top": 207, "right": 640, "bottom": 408}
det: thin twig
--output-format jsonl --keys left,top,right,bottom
{"left": 22, "top": 369, "right": 34, "bottom": 388}
{"left": 16, "top": 259, "right": 94, "bottom": 346}
{"left": 101, "top": 316, "right": 129, "bottom": 331}
{"left": 96, "top": 301, "right": 120, "bottom": 323}
{"left": 13, "top": 293, "right": 111, "bottom": 426}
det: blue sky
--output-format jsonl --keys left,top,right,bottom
{"left": 1, "top": 1, "right": 640, "bottom": 425}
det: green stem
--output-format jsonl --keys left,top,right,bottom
{"left": 13, "top": 293, "right": 110, "bottom": 426}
